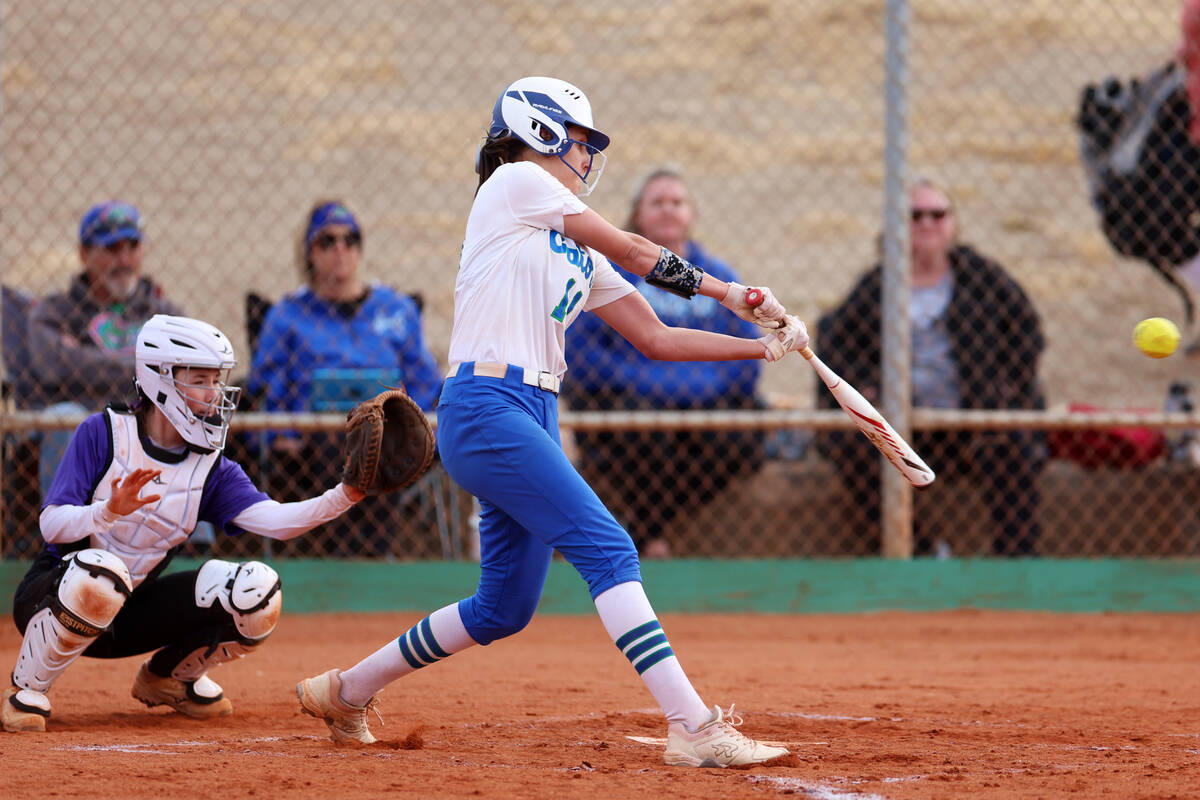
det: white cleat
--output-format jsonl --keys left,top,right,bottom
{"left": 663, "top": 704, "right": 788, "bottom": 768}
{"left": 2, "top": 685, "right": 50, "bottom": 732}
{"left": 296, "top": 669, "right": 381, "bottom": 744}
{"left": 131, "top": 661, "right": 233, "bottom": 719}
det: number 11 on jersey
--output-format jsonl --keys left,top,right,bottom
{"left": 551, "top": 278, "right": 583, "bottom": 322}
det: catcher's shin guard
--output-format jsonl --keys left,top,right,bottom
{"left": 194, "top": 559, "right": 282, "bottom": 642}
{"left": 132, "top": 560, "right": 280, "bottom": 718}
{"left": 12, "top": 550, "right": 132, "bottom": 694}
{"left": 171, "top": 559, "right": 281, "bottom": 680}
{"left": 175, "top": 561, "right": 279, "bottom": 681}
{"left": 168, "top": 640, "right": 258, "bottom": 683}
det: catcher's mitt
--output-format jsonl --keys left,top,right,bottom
{"left": 341, "top": 388, "right": 436, "bottom": 495}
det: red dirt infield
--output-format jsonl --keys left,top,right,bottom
{"left": 2, "top": 610, "right": 1198, "bottom": 799}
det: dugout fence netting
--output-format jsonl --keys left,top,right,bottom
{"left": 3, "top": 1, "right": 1199, "bottom": 560}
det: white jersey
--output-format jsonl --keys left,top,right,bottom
{"left": 449, "top": 161, "right": 635, "bottom": 378}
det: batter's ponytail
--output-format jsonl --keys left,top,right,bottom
{"left": 475, "top": 136, "right": 525, "bottom": 195}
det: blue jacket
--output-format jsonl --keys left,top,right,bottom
{"left": 565, "top": 242, "right": 761, "bottom": 408}
{"left": 248, "top": 284, "right": 442, "bottom": 416}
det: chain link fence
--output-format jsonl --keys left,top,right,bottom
{"left": 3, "top": 0, "right": 1198, "bottom": 560}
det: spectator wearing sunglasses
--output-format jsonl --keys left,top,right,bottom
{"left": 247, "top": 200, "right": 441, "bottom": 556}
{"left": 26, "top": 201, "right": 183, "bottom": 494}
{"left": 815, "top": 179, "right": 1047, "bottom": 556}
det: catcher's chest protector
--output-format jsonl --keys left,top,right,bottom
{"left": 90, "top": 409, "right": 221, "bottom": 586}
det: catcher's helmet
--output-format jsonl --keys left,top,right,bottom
{"left": 135, "top": 315, "right": 241, "bottom": 452}
{"left": 487, "top": 76, "right": 610, "bottom": 195}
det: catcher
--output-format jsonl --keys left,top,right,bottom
{"left": 2, "top": 314, "right": 432, "bottom": 733}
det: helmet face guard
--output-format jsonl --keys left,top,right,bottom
{"left": 167, "top": 366, "right": 242, "bottom": 450}
{"left": 135, "top": 315, "right": 240, "bottom": 452}
{"left": 559, "top": 141, "right": 606, "bottom": 197}
{"left": 488, "top": 77, "right": 610, "bottom": 195}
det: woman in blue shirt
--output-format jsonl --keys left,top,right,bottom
{"left": 249, "top": 201, "right": 442, "bottom": 555}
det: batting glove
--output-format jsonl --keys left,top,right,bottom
{"left": 758, "top": 315, "right": 809, "bottom": 362}
{"left": 722, "top": 282, "right": 786, "bottom": 328}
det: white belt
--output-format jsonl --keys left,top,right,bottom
{"left": 446, "top": 362, "right": 561, "bottom": 395}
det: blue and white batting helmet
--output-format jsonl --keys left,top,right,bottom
{"left": 488, "top": 77, "right": 610, "bottom": 155}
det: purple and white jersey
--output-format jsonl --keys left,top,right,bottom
{"left": 43, "top": 410, "right": 268, "bottom": 581}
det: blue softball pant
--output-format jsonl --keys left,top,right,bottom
{"left": 436, "top": 363, "right": 642, "bottom": 645}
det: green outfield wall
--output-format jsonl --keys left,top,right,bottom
{"left": 2, "top": 559, "right": 1198, "bottom": 615}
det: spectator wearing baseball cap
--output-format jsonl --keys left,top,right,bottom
{"left": 246, "top": 198, "right": 442, "bottom": 556}
{"left": 79, "top": 200, "right": 145, "bottom": 247}
{"left": 26, "top": 200, "right": 183, "bottom": 492}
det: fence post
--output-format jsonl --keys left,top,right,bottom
{"left": 881, "top": 0, "right": 914, "bottom": 559}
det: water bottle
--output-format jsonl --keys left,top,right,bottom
{"left": 1164, "top": 381, "right": 1195, "bottom": 462}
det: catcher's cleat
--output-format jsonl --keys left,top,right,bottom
{"left": 296, "top": 669, "right": 381, "bottom": 744}
{"left": 2, "top": 685, "right": 50, "bottom": 732}
{"left": 131, "top": 661, "right": 232, "bottom": 719}
{"left": 663, "top": 704, "right": 788, "bottom": 768}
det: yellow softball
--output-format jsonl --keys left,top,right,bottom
{"left": 1132, "top": 317, "right": 1180, "bottom": 359}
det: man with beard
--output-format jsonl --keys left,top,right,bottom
{"left": 27, "top": 201, "right": 183, "bottom": 494}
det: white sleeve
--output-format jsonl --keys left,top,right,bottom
{"left": 504, "top": 162, "right": 588, "bottom": 231}
{"left": 40, "top": 502, "right": 121, "bottom": 544}
{"left": 582, "top": 254, "right": 638, "bottom": 311}
{"left": 231, "top": 483, "right": 358, "bottom": 541}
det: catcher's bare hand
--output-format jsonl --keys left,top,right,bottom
{"left": 722, "top": 282, "right": 786, "bottom": 328}
{"left": 106, "top": 469, "right": 163, "bottom": 516}
{"left": 342, "top": 387, "right": 437, "bottom": 495}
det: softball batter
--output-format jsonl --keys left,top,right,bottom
{"left": 298, "top": 76, "right": 806, "bottom": 767}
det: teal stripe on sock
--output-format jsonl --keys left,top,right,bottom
{"left": 615, "top": 620, "right": 661, "bottom": 652}
{"left": 397, "top": 635, "right": 426, "bottom": 670}
{"left": 406, "top": 626, "right": 435, "bottom": 664}
{"left": 633, "top": 645, "right": 674, "bottom": 675}
{"left": 420, "top": 617, "right": 450, "bottom": 659}
{"left": 625, "top": 632, "right": 669, "bottom": 663}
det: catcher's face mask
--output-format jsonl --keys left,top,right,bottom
{"left": 174, "top": 367, "right": 240, "bottom": 424}
{"left": 167, "top": 365, "right": 241, "bottom": 451}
